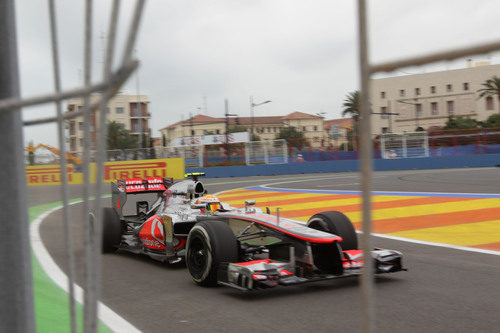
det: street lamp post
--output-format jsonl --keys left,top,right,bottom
{"left": 225, "top": 99, "right": 237, "bottom": 162}
{"left": 250, "top": 96, "right": 271, "bottom": 139}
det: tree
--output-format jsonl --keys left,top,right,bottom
{"left": 227, "top": 125, "right": 260, "bottom": 141}
{"left": 148, "top": 137, "right": 157, "bottom": 159}
{"left": 276, "top": 126, "right": 308, "bottom": 150}
{"left": 478, "top": 76, "right": 500, "bottom": 113}
{"left": 342, "top": 90, "right": 360, "bottom": 121}
{"left": 342, "top": 90, "right": 360, "bottom": 150}
{"left": 227, "top": 125, "right": 248, "bottom": 133}
{"left": 483, "top": 114, "right": 500, "bottom": 128}
{"left": 107, "top": 121, "right": 138, "bottom": 150}
{"left": 443, "top": 115, "right": 480, "bottom": 130}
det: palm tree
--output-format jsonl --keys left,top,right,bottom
{"left": 478, "top": 76, "right": 500, "bottom": 114}
{"left": 342, "top": 90, "right": 360, "bottom": 121}
{"left": 342, "top": 90, "right": 360, "bottom": 150}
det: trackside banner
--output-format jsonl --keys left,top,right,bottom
{"left": 25, "top": 158, "right": 185, "bottom": 186}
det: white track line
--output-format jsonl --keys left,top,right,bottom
{"left": 254, "top": 180, "right": 500, "bottom": 257}
{"left": 30, "top": 201, "right": 141, "bottom": 333}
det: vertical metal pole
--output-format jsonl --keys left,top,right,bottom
{"left": 48, "top": 1, "right": 77, "bottom": 332}
{"left": 381, "top": 135, "right": 386, "bottom": 159}
{"left": 402, "top": 135, "right": 407, "bottom": 158}
{"left": 264, "top": 141, "right": 269, "bottom": 164}
{"left": 388, "top": 100, "right": 393, "bottom": 133}
{"left": 250, "top": 95, "right": 254, "bottom": 136}
{"left": 0, "top": 1, "right": 35, "bottom": 332}
{"left": 357, "top": 1, "right": 375, "bottom": 332}
{"left": 245, "top": 142, "right": 250, "bottom": 165}
{"left": 283, "top": 140, "right": 289, "bottom": 164}
{"left": 225, "top": 99, "right": 230, "bottom": 161}
{"left": 424, "top": 134, "right": 429, "bottom": 157}
{"left": 82, "top": 1, "right": 94, "bottom": 332}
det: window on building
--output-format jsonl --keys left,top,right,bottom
{"left": 79, "top": 121, "right": 84, "bottom": 131}
{"left": 381, "top": 106, "right": 388, "bottom": 119}
{"left": 313, "top": 125, "right": 318, "bottom": 131}
{"left": 399, "top": 89, "right": 405, "bottom": 97}
{"left": 447, "top": 101, "right": 454, "bottom": 114}
{"left": 463, "top": 82, "right": 469, "bottom": 91}
{"left": 69, "top": 138, "right": 76, "bottom": 151}
{"left": 430, "top": 86, "right": 436, "bottom": 94}
{"left": 79, "top": 138, "right": 84, "bottom": 147}
{"left": 191, "top": 130, "right": 195, "bottom": 136}
{"left": 446, "top": 84, "right": 453, "bottom": 92}
{"left": 486, "top": 96, "right": 494, "bottom": 110}
{"left": 77, "top": 106, "right": 83, "bottom": 113}
{"left": 381, "top": 127, "right": 389, "bottom": 134}
{"left": 431, "top": 102, "right": 438, "bottom": 115}
{"left": 415, "top": 88, "right": 420, "bottom": 96}
{"left": 69, "top": 121, "right": 76, "bottom": 135}
{"left": 116, "top": 107, "right": 124, "bottom": 114}
{"left": 415, "top": 103, "right": 422, "bottom": 117}
{"left": 216, "top": 129, "right": 220, "bottom": 134}
{"left": 381, "top": 91, "right": 386, "bottom": 99}
{"left": 302, "top": 126, "right": 307, "bottom": 131}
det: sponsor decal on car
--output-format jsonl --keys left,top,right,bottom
{"left": 139, "top": 215, "right": 166, "bottom": 250}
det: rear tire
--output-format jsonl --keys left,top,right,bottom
{"left": 186, "top": 220, "right": 237, "bottom": 286}
{"left": 101, "top": 208, "right": 122, "bottom": 253}
{"left": 307, "top": 211, "right": 358, "bottom": 250}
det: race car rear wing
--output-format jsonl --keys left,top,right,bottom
{"left": 117, "top": 177, "right": 173, "bottom": 193}
{"left": 111, "top": 177, "right": 174, "bottom": 218}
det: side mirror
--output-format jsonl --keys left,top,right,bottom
{"left": 245, "top": 200, "right": 256, "bottom": 213}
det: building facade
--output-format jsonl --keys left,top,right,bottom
{"left": 371, "top": 63, "right": 500, "bottom": 134}
{"left": 159, "top": 111, "right": 325, "bottom": 148}
{"left": 66, "top": 93, "right": 150, "bottom": 154}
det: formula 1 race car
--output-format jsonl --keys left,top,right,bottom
{"left": 102, "top": 173, "right": 405, "bottom": 290}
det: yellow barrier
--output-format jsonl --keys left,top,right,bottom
{"left": 25, "top": 158, "right": 185, "bottom": 186}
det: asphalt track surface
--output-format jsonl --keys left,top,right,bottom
{"left": 31, "top": 168, "right": 500, "bottom": 332}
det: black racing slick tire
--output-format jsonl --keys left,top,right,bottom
{"left": 186, "top": 220, "right": 238, "bottom": 287}
{"left": 101, "top": 207, "right": 122, "bottom": 253}
{"left": 307, "top": 211, "right": 358, "bottom": 250}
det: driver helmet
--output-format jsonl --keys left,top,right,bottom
{"left": 195, "top": 195, "right": 221, "bottom": 212}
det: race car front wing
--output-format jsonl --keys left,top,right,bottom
{"left": 217, "top": 248, "right": 405, "bottom": 291}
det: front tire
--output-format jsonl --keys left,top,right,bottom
{"left": 307, "top": 211, "right": 358, "bottom": 250}
{"left": 101, "top": 207, "right": 122, "bottom": 253}
{"left": 186, "top": 220, "right": 237, "bottom": 286}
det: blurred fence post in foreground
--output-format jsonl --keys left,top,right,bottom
{"left": 0, "top": 0, "right": 35, "bottom": 332}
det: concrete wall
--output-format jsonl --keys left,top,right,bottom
{"left": 186, "top": 153, "right": 500, "bottom": 178}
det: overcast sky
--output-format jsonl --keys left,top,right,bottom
{"left": 16, "top": 0, "right": 500, "bottom": 146}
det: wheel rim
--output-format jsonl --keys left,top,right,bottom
{"left": 187, "top": 236, "right": 208, "bottom": 280}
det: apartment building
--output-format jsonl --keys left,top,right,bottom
{"left": 371, "top": 62, "right": 500, "bottom": 134}
{"left": 66, "top": 93, "right": 150, "bottom": 154}
{"left": 160, "top": 111, "right": 325, "bottom": 148}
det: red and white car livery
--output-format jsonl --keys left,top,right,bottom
{"left": 102, "top": 173, "right": 405, "bottom": 291}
